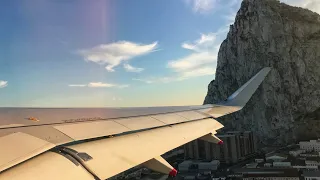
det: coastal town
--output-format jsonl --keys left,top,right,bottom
{"left": 114, "top": 132, "right": 320, "bottom": 180}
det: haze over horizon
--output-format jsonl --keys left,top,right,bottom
{"left": 0, "top": 0, "right": 319, "bottom": 107}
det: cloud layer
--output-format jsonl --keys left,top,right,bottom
{"left": 69, "top": 82, "right": 129, "bottom": 88}
{"left": 78, "top": 41, "right": 157, "bottom": 72}
{"left": 0, "top": 81, "right": 8, "bottom": 88}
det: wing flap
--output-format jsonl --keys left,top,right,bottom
{"left": 114, "top": 116, "right": 166, "bottom": 131}
{"left": 0, "top": 132, "right": 55, "bottom": 173}
{"left": 0, "top": 152, "right": 95, "bottom": 180}
{"left": 142, "top": 156, "right": 175, "bottom": 176}
{"left": 175, "top": 111, "right": 210, "bottom": 120}
{"left": 63, "top": 118, "right": 223, "bottom": 179}
{"left": 54, "top": 120, "right": 130, "bottom": 140}
{"left": 151, "top": 113, "right": 189, "bottom": 124}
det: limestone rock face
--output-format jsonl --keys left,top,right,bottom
{"left": 204, "top": 0, "right": 320, "bottom": 146}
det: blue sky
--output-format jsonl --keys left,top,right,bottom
{"left": 0, "top": 0, "right": 318, "bottom": 107}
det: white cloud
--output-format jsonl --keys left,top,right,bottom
{"left": 78, "top": 41, "right": 158, "bottom": 72}
{"left": 132, "top": 67, "right": 216, "bottom": 84}
{"left": 0, "top": 81, "right": 8, "bottom": 88}
{"left": 180, "top": 67, "right": 216, "bottom": 78}
{"left": 132, "top": 78, "right": 155, "bottom": 84}
{"left": 68, "top": 84, "right": 87, "bottom": 87}
{"left": 168, "top": 52, "right": 217, "bottom": 72}
{"left": 69, "top": 82, "right": 129, "bottom": 88}
{"left": 185, "top": 0, "right": 219, "bottom": 13}
{"left": 88, "top": 82, "right": 116, "bottom": 88}
{"left": 182, "top": 33, "right": 217, "bottom": 52}
{"left": 281, "top": 0, "right": 320, "bottom": 14}
{"left": 133, "top": 77, "right": 177, "bottom": 84}
{"left": 123, "top": 64, "right": 144, "bottom": 73}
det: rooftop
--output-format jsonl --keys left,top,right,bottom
{"left": 266, "top": 154, "right": 288, "bottom": 159}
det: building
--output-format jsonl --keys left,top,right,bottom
{"left": 266, "top": 154, "right": 287, "bottom": 162}
{"left": 264, "top": 163, "right": 272, "bottom": 167}
{"left": 178, "top": 160, "right": 220, "bottom": 172}
{"left": 273, "top": 162, "right": 292, "bottom": 168}
{"left": 179, "top": 161, "right": 193, "bottom": 171}
{"left": 198, "top": 160, "right": 220, "bottom": 171}
{"left": 255, "top": 158, "right": 264, "bottom": 163}
{"left": 245, "top": 163, "right": 258, "bottom": 168}
{"left": 289, "top": 149, "right": 306, "bottom": 157}
{"left": 233, "top": 168, "right": 300, "bottom": 180}
{"left": 184, "top": 131, "right": 257, "bottom": 164}
{"left": 305, "top": 160, "right": 320, "bottom": 167}
{"left": 292, "top": 165, "right": 318, "bottom": 170}
{"left": 300, "top": 139, "right": 320, "bottom": 152}
{"left": 211, "top": 134, "right": 239, "bottom": 163}
{"left": 242, "top": 173, "right": 299, "bottom": 180}
{"left": 300, "top": 152, "right": 320, "bottom": 157}
{"left": 302, "top": 171, "right": 320, "bottom": 180}
{"left": 289, "top": 156, "right": 319, "bottom": 170}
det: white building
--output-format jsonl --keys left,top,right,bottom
{"left": 255, "top": 159, "right": 264, "bottom": 163}
{"left": 178, "top": 160, "right": 220, "bottom": 171}
{"left": 266, "top": 154, "right": 287, "bottom": 162}
{"left": 241, "top": 169, "right": 299, "bottom": 180}
{"left": 303, "top": 171, "right": 320, "bottom": 180}
{"left": 245, "top": 163, "right": 258, "bottom": 168}
{"left": 300, "top": 140, "right": 320, "bottom": 152}
{"left": 289, "top": 149, "right": 306, "bottom": 157}
{"left": 243, "top": 177, "right": 299, "bottom": 180}
{"left": 264, "top": 163, "right": 272, "bottom": 167}
{"left": 305, "top": 160, "right": 320, "bottom": 166}
{"left": 273, "top": 162, "right": 292, "bottom": 168}
{"left": 292, "top": 165, "right": 318, "bottom": 170}
{"left": 178, "top": 161, "right": 193, "bottom": 171}
{"left": 300, "top": 153, "right": 320, "bottom": 157}
{"left": 198, "top": 160, "right": 220, "bottom": 171}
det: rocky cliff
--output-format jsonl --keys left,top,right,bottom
{"left": 204, "top": 0, "right": 320, "bottom": 146}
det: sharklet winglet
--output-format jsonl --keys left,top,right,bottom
{"left": 220, "top": 67, "right": 271, "bottom": 108}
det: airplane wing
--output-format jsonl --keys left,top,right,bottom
{"left": 0, "top": 67, "right": 271, "bottom": 180}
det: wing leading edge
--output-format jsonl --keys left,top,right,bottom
{"left": 0, "top": 67, "right": 271, "bottom": 179}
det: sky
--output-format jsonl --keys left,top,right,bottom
{"left": 0, "top": 0, "right": 319, "bottom": 107}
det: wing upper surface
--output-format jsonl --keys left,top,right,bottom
{"left": 0, "top": 108, "right": 213, "bottom": 173}
{"left": 0, "top": 118, "right": 224, "bottom": 180}
{"left": 64, "top": 118, "right": 223, "bottom": 179}
{"left": 0, "top": 105, "right": 214, "bottom": 128}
